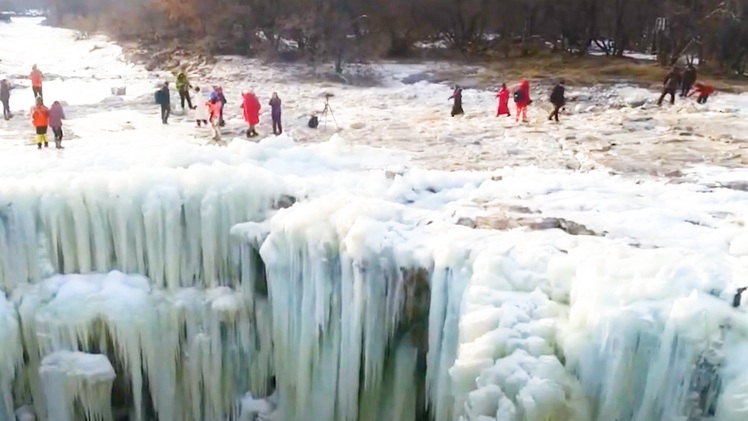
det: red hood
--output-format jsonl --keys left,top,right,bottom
{"left": 520, "top": 80, "right": 529, "bottom": 89}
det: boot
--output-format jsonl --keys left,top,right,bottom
{"left": 44, "top": 141, "right": 48, "bottom": 148}
{"left": 55, "top": 140, "right": 63, "bottom": 149}
{"left": 37, "top": 143, "right": 42, "bottom": 149}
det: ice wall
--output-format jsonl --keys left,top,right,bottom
{"left": 0, "top": 164, "right": 296, "bottom": 291}
{"left": 0, "top": 291, "right": 22, "bottom": 421}
{"left": 12, "top": 271, "right": 273, "bottom": 421}
{"left": 233, "top": 194, "right": 432, "bottom": 421}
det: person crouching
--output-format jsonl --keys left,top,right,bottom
{"left": 688, "top": 82, "right": 714, "bottom": 104}
{"left": 48, "top": 101, "right": 66, "bottom": 149}
{"left": 31, "top": 96, "right": 49, "bottom": 149}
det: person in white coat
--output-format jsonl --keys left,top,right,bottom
{"left": 193, "top": 86, "right": 210, "bottom": 127}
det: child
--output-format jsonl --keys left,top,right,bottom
{"left": 208, "top": 98, "right": 222, "bottom": 142}
{"left": 496, "top": 83, "right": 510, "bottom": 117}
{"left": 688, "top": 82, "right": 714, "bottom": 104}
{"left": 269, "top": 92, "right": 282, "bottom": 135}
{"left": 48, "top": 101, "right": 66, "bottom": 149}
{"left": 193, "top": 86, "right": 209, "bottom": 127}
{"left": 31, "top": 96, "right": 49, "bottom": 149}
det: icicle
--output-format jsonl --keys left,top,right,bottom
{"left": 0, "top": 291, "right": 22, "bottom": 421}
{"left": 39, "top": 351, "right": 116, "bottom": 421}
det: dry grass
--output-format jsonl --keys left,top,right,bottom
{"left": 481, "top": 54, "right": 748, "bottom": 93}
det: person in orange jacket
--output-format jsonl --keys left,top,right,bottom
{"left": 31, "top": 96, "right": 49, "bottom": 149}
{"left": 688, "top": 82, "right": 714, "bottom": 104}
{"left": 513, "top": 79, "right": 531, "bottom": 122}
{"left": 30, "top": 64, "right": 44, "bottom": 100}
{"left": 496, "top": 83, "right": 510, "bottom": 117}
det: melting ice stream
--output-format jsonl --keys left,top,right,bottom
{"left": 2, "top": 17, "right": 748, "bottom": 421}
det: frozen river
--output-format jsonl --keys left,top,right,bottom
{"left": 1, "top": 16, "right": 748, "bottom": 421}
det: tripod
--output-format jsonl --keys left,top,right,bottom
{"left": 320, "top": 96, "right": 339, "bottom": 130}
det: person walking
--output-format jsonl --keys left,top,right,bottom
{"left": 548, "top": 79, "right": 566, "bottom": 122}
{"left": 449, "top": 85, "right": 464, "bottom": 117}
{"left": 155, "top": 82, "right": 171, "bottom": 124}
{"left": 241, "top": 90, "right": 261, "bottom": 137}
{"left": 30, "top": 64, "right": 43, "bottom": 100}
{"left": 657, "top": 67, "right": 682, "bottom": 106}
{"left": 681, "top": 64, "right": 697, "bottom": 97}
{"left": 269, "top": 92, "right": 282, "bottom": 135}
{"left": 48, "top": 101, "right": 66, "bottom": 149}
{"left": 176, "top": 70, "right": 195, "bottom": 110}
{"left": 0, "top": 78, "right": 11, "bottom": 120}
{"left": 513, "top": 79, "right": 531, "bottom": 122}
{"left": 496, "top": 83, "right": 510, "bottom": 117}
{"left": 193, "top": 86, "right": 209, "bottom": 127}
{"left": 31, "top": 96, "right": 49, "bottom": 149}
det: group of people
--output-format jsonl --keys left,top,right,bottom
{"left": 449, "top": 64, "right": 715, "bottom": 123}
{"left": 658, "top": 63, "right": 714, "bottom": 106}
{"left": 450, "top": 78, "right": 566, "bottom": 123}
{"left": 155, "top": 70, "right": 284, "bottom": 142}
{"left": 1, "top": 64, "right": 69, "bottom": 149}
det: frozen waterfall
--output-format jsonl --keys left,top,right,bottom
{"left": 0, "top": 163, "right": 747, "bottom": 421}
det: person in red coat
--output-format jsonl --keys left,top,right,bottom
{"left": 688, "top": 82, "right": 715, "bottom": 104}
{"left": 241, "top": 90, "right": 261, "bottom": 137}
{"left": 496, "top": 83, "right": 510, "bottom": 117}
{"left": 513, "top": 79, "right": 531, "bottom": 122}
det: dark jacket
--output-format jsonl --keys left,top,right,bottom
{"left": 0, "top": 81, "right": 9, "bottom": 101}
{"left": 269, "top": 97, "right": 281, "bottom": 118}
{"left": 550, "top": 84, "right": 565, "bottom": 106}
{"left": 156, "top": 86, "right": 170, "bottom": 105}
{"left": 682, "top": 66, "right": 697, "bottom": 86}
{"left": 664, "top": 70, "right": 682, "bottom": 91}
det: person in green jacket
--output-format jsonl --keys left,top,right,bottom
{"left": 176, "top": 71, "right": 195, "bottom": 110}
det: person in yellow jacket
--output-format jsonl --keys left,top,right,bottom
{"left": 31, "top": 96, "right": 49, "bottom": 149}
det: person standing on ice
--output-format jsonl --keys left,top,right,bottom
{"left": 657, "top": 67, "right": 681, "bottom": 106}
{"left": 210, "top": 86, "right": 227, "bottom": 127}
{"left": 176, "top": 70, "right": 195, "bottom": 110}
{"left": 681, "top": 63, "right": 697, "bottom": 97}
{"left": 548, "top": 79, "right": 566, "bottom": 123}
{"left": 688, "top": 82, "right": 714, "bottom": 104}
{"left": 496, "top": 83, "right": 510, "bottom": 117}
{"left": 513, "top": 79, "right": 531, "bottom": 122}
{"left": 449, "top": 85, "right": 464, "bottom": 116}
{"left": 241, "top": 90, "right": 261, "bottom": 138}
{"left": 48, "top": 101, "right": 65, "bottom": 149}
{"left": 193, "top": 86, "right": 210, "bottom": 127}
{"left": 155, "top": 82, "right": 171, "bottom": 124}
{"left": 0, "top": 77, "right": 11, "bottom": 120}
{"left": 30, "top": 64, "right": 43, "bottom": 100}
{"left": 208, "top": 97, "right": 222, "bottom": 141}
{"left": 30, "top": 96, "right": 49, "bottom": 149}
{"left": 269, "top": 92, "right": 282, "bottom": 135}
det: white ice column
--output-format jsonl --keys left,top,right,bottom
{"left": 0, "top": 291, "right": 22, "bottom": 421}
{"left": 39, "top": 351, "right": 116, "bottom": 421}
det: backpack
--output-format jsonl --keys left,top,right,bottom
{"left": 308, "top": 115, "right": 319, "bottom": 129}
{"left": 513, "top": 90, "right": 523, "bottom": 103}
{"left": 154, "top": 90, "right": 163, "bottom": 104}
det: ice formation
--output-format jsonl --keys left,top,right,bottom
{"left": 40, "top": 351, "right": 115, "bottom": 421}
{"left": 2, "top": 16, "right": 748, "bottom": 421}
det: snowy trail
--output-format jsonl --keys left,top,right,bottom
{"left": 1, "top": 16, "right": 748, "bottom": 421}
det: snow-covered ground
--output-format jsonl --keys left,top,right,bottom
{"left": 1, "top": 16, "right": 748, "bottom": 421}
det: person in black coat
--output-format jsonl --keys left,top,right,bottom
{"left": 449, "top": 85, "right": 464, "bottom": 117}
{"left": 155, "top": 82, "right": 171, "bottom": 124}
{"left": 657, "top": 67, "right": 682, "bottom": 106}
{"left": 681, "top": 64, "right": 697, "bottom": 97}
{"left": 548, "top": 80, "right": 565, "bottom": 122}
